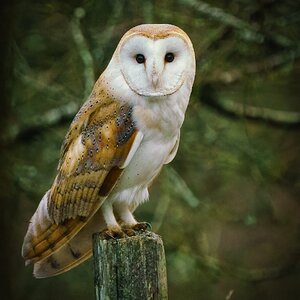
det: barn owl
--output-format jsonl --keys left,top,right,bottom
{"left": 22, "top": 24, "right": 196, "bottom": 278}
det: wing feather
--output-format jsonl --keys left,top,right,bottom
{"left": 22, "top": 90, "right": 143, "bottom": 265}
{"left": 49, "top": 98, "right": 137, "bottom": 224}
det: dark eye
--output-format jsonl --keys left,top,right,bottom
{"left": 136, "top": 54, "right": 145, "bottom": 64}
{"left": 165, "top": 52, "right": 175, "bottom": 63}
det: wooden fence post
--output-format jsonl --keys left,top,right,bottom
{"left": 93, "top": 231, "right": 168, "bottom": 300}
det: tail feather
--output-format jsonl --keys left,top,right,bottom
{"left": 22, "top": 189, "right": 86, "bottom": 265}
{"left": 33, "top": 207, "right": 106, "bottom": 278}
{"left": 34, "top": 249, "right": 92, "bottom": 279}
{"left": 22, "top": 191, "right": 107, "bottom": 278}
{"left": 22, "top": 190, "right": 54, "bottom": 263}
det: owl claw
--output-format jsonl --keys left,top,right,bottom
{"left": 100, "top": 228, "right": 126, "bottom": 240}
{"left": 132, "top": 222, "right": 152, "bottom": 232}
{"left": 100, "top": 222, "right": 152, "bottom": 240}
{"left": 121, "top": 222, "right": 152, "bottom": 236}
{"left": 122, "top": 228, "right": 136, "bottom": 237}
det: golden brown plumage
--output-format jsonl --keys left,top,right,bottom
{"left": 22, "top": 83, "right": 139, "bottom": 266}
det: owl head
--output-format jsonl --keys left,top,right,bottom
{"left": 109, "top": 24, "right": 195, "bottom": 98}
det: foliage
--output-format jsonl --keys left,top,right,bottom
{"left": 2, "top": 0, "right": 300, "bottom": 299}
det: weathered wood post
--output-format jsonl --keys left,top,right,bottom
{"left": 93, "top": 231, "right": 168, "bottom": 300}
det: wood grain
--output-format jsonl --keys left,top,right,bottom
{"left": 93, "top": 231, "right": 168, "bottom": 300}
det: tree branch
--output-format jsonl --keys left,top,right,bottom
{"left": 91, "top": 0, "right": 124, "bottom": 67}
{"left": 71, "top": 8, "right": 95, "bottom": 97}
{"left": 180, "top": 0, "right": 294, "bottom": 47}
{"left": 207, "top": 46, "right": 300, "bottom": 84}
{"left": 200, "top": 84, "right": 300, "bottom": 128}
{"left": 8, "top": 101, "right": 79, "bottom": 142}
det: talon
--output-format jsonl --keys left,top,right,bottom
{"left": 132, "top": 222, "right": 152, "bottom": 232}
{"left": 122, "top": 228, "right": 136, "bottom": 237}
{"left": 100, "top": 228, "right": 126, "bottom": 240}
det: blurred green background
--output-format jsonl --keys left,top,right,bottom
{"left": 1, "top": 0, "right": 300, "bottom": 299}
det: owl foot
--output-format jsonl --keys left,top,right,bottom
{"left": 100, "top": 227, "right": 126, "bottom": 240}
{"left": 132, "top": 222, "right": 152, "bottom": 232}
{"left": 122, "top": 228, "right": 136, "bottom": 237}
{"left": 121, "top": 222, "right": 152, "bottom": 236}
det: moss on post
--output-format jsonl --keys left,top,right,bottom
{"left": 93, "top": 231, "right": 168, "bottom": 300}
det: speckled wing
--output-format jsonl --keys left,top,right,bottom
{"left": 22, "top": 91, "right": 143, "bottom": 266}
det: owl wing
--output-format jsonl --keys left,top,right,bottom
{"left": 22, "top": 94, "right": 143, "bottom": 265}
{"left": 164, "top": 132, "right": 180, "bottom": 164}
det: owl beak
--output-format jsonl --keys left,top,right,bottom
{"left": 152, "top": 73, "right": 159, "bottom": 87}
{"left": 148, "top": 55, "right": 162, "bottom": 88}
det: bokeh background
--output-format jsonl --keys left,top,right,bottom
{"left": 1, "top": 0, "right": 300, "bottom": 299}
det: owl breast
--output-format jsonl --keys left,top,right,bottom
{"left": 109, "top": 130, "right": 177, "bottom": 206}
{"left": 108, "top": 98, "right": 181, "bottom": 207}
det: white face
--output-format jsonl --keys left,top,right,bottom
{"left": 119, "top": 35, "right": 193, "bottom": 97}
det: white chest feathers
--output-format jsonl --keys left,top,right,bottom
{"left": 109, "top": 95, "right": 183, "bottom": 207}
